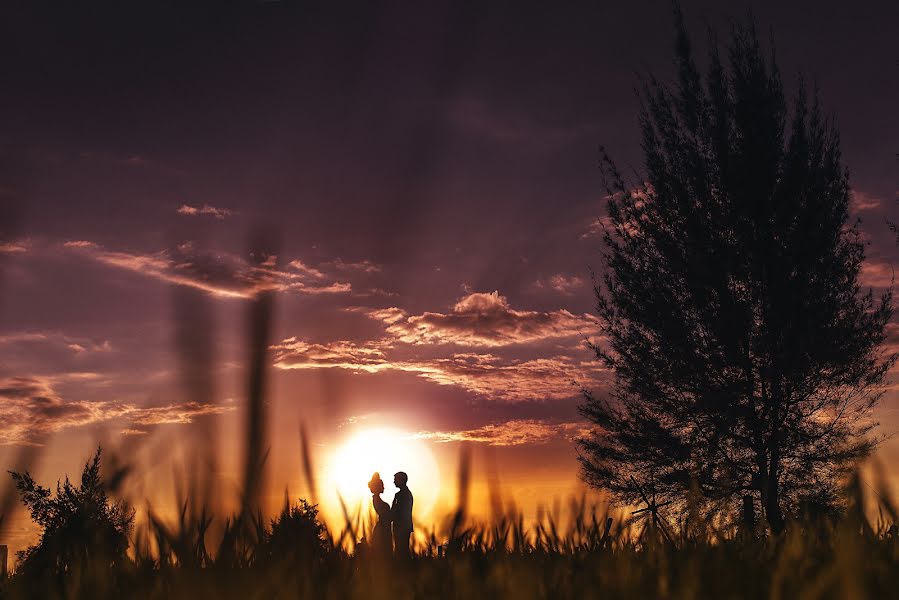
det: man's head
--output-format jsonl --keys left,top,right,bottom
{"left": 394, "top": 471, "right": 408, "bottom": 489}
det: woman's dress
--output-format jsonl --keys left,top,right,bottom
{"left": 371, "top": 494, "right": 393, "bottom": 554}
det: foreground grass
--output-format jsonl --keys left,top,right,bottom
{"left": 2, "top": 503, "right": 898, "bottom": 599}
{"left": 7, "top": 441, "right": 896, "bottom": 599}
{"left": 2, "top": 446, "right": 898, "bottom": 599}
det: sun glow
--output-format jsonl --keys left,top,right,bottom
{"left": 325, "top": 427, "right": 441, "bottom": 522}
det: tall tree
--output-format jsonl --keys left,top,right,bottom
{"left": 578, "top": 11, "right": 895, "bottom": 533}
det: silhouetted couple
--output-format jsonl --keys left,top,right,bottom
{"left": 368, "top": 471, "right": 413, "bottom": 559}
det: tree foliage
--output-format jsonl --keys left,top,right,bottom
{"left": 9, "top": 447, "right": 134, "bottom": 577}
{"left": 578, "top": 10, "right": 895, "bottom": 533}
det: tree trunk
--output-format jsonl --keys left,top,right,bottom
{"left": 762, "top": 448, "right": 784, "bottom": 535}
{"left": 764, "top": 471, "right": 785, "bottom": 534}
{"left": 765, "top": 377, "right": 786, "bottom": 534}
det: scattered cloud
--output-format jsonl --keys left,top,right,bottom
{"left": 297, "top": 282, "right": 353, "bottom": 295}
{"left": 273, "top": 291, "right": 604, "bottom": 401}
{"left": 288, "top": 260, "right": 326, "bottom": 279}
{"left": 64, "top": 241, "right": 253, "bottom": 298}
{"left": 581, "top": 216, "right": 608, "bottom": 240}
{"left": 129, "top": 401, "right": 233, "bottom": 426}
{"left": 0, "top": 332, "right": 51, "bottom": 344}
{"left": 271, "top": 338, "right": 391, "bottom": 372}
{"left": 0, "top": 376, "right": 233, "bottom": 445}
{"left": 885, "top": 322, "right": 899, "bottom": 344}
{"left": 535, "top": 274, "right": 586, "bottom": 295}
{"left": 0, "top": 331, "right": 113, "bottom": 354}
{"left": 328, "top": 258, "right": 381, "bottom": 274}
{"left": 350, "top": 287, "right": 400, "bottom": 299}
{"left": 272, "top": 338, "right": 603, "bottom": 401}
{"left": 120, "top": 428, "right": 148, "bottom": 436}
{"left": 859, "top": 260, "right": 895, "bottom": 289}
{"left": 409, "top": 353, "right": 601, "bottom": 400}
{"left": 62, "top": 240, "right": 352, "bottom": 299}
{"left": 850, "top": 190, "right": 882, "bottom": 213}
{"left": 365, "top": 291, "right": 596, "bottom": 347}
{"left": 177, "top": 203, "right": 234, "bottom": 220}
{"left": 413, "top": 419, "right": 591, "bottom": 446}
{"left": 8, "top": 238, "right": 363, "bottom": 299}
{"left": 0, "top": 239, "right": 30, "bottom": 254}
{"left": 883, "top": 322, "right": 899, "bottom": 359}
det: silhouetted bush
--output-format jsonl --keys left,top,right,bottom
{"left": 9, "top": 447, "right": 133, "bottom": 581}
{"left": 257, "top": 499, "right": 330, "bottom": 568}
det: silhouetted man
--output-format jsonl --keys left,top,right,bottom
{"left": 391, "top": 471, "right": 413, "bottom": 559}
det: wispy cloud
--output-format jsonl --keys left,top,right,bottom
{"left": 883, "top": 322, "right": 899, "bottom": 360}
{"left": 364, "top": 291, "right": 596, "bottom": 347}
{"left": 328, "top": 258, "right": 381, "bottom": 274}
{"left": 0, "top": 239, "right": 30, "bottom": 254}
{"left": 272, "top": 338, "right": 391, "bottom": 372}
{"left": 273, "top": 291, "right": 603, "bottom": 401}
{"left": 129, "top": 401, "right": 233, "bottom": 425}
{"left": 119, "top": 428, "right": 148, "bottom": 436}
{"left": 0, "top": 376, "right": 233, "bottom": 445}
{"left": 176, "top": 203, "right": 234, "bottom": 220}
{"left": 272, "top": 338, "right": 603, "bottom": 401}
{"left": 850, "top": 190, "right": 882, "bottom": 213}
{"left": 859, "top": 260, "right": 895, "bottom": 289}
{"left": 413, "top": 419, "right": 591, "bottom": 446}
{"left": 409, "top": 353, "right": 601, "bottom": 400}
{"left": 0, "top": 331, "right": 113, "bottom": 354}
{"left": 288, "top": 260, "right": 326, "bottom": 279}
{"left": 534, "top": 274, "right": 586, "bottom": 295}
{"left": 580, "top": 216, "right": 609, "bottom": 240}
{"left": 62, "top": 240, "right": 352, "bottom": 299}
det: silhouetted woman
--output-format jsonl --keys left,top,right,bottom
{"left": 368, "top": 472, "right": 392, "bottom": 555}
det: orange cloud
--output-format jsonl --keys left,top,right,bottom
{"left": 859, "top": 261, "right": 896, "bottom": 289}
{"left": 0, "top": 376, "right": 232, "bottom": 445}
{"left": 130, "top": 401, "right": 233, "bottom": 425}
{"left": 883, "top": 322, "right": 899, "bottom": 360}
{"left": 62, "top": 241, "right": 352, "bottom": 298}
{"left": 287, "top": 260, "right": 326, "bottom": 279}
{"left": 271, "top": 338, "right": 604, "bottom": 401}
{"left": 413, "top": 419, "right": 591, "bottom": 446}
{"left": 535, "top": 274, "right": 586, "bottom": 295}
{"left": 176, "top": 203, "right": 234, "bottom": 219}
{"left": 581, "top": 216, "right": 609, "bottom": 239}
{"left": 271, "top": 338, "right": 391, "bottom": 372}
{"left": 0, "top": 331, "right": 113, "bottom": 353}
{"left": 0, "top": 239, "right": 30, "bottom": 254}
{"left": 366, "top": 291, "right": 596, "bottom": 346}
{"left": 328, "top": 258, "right": 381, "bottom": 274}
{"left": 409, "top": 353, "right": 601, "bottom": 400}
{"left": 850, "top": 190, "right": 882, "bottom": 213}
{"left": 119, "top": 428, "right": 148, "bottom": 436}
{"left": 275, "top": 292, "right": 605, "bottom": 400}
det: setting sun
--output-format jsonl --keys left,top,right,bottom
{"left": 324, "top": 428, "right": 441, "bottom": 522}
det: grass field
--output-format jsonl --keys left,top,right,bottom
{"left": 1, "top": 453, "right": 898, "bottom": 600}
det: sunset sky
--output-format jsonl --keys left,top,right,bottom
{"left": 0, "top": 1, "right": 896, "bottom": 556}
